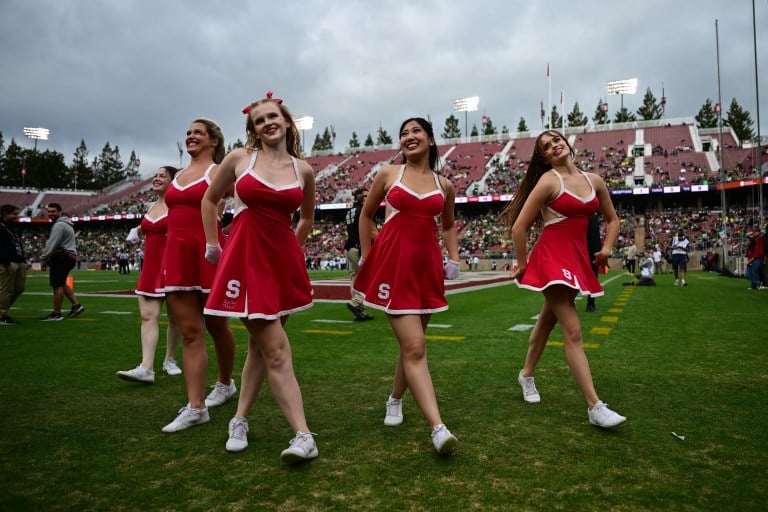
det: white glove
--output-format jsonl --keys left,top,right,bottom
{"left": 126, "top": 227, "right": 140, "bottom": 243}
{"left": 444, "top": 259, "right": 460, "bottom": 279}
{"left": 205, "top": 243, "right": 222, "bottom": 264}
{"left": 359, "top": 257, "right": 365, "bottom": 268}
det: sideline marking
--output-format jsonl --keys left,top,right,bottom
{"left": 429, "top": 324, "right": 452, "bottom": 329}
{"left": 591, "top": 327, "right": 612, "bottom": 335}
{"left": 509, "top": 324, "right": 535, "bottom": 332}
{"left": 101, "top": 311, "right": 133, "bottom": 315}
{"left": 608, "top": 308, "right": 623, "bottom": 313}
{"left": 302, "top": 329, "right": 353, "bottom": 335}
{"left": 600, "top": 316, "right": 619, "bottom": 323}
{"left": 547, "top": 341, "right": 600, "bottom": 349}
{"left": 312, "top": 319, "right": 355, "bottom": 324}
{"left": 426, "top": 335, "right": 465, "bottom": 341}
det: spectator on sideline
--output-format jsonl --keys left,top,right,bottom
{"left": 39, "top": 203, "right": 85, "bottom": 321}
{"left": 117, "top": 166, "right": 183, "bottom": 384}
{"left": 0, "top": 204, "right": 27, "bottom": 325}
{"left": 501, "top": 129, "right": 626, "bottom": 429}
{"left": 635, "top": 250, "right": 657, "bottom": 286}
{"left": 158, "top": 118, "right": 237, "bottom": 433}
{"left": 585, "top": 214, "right": 601, "bottom": 312}
{"left": 652, "top": 244, "right": 665, "bottom": 274}
{"left": 745, "top": 227, "right": 765, "bottom": 290}
{"left": 353, "top": 117, "right": 461, "bottom": 455}
{"left": 202, "top": 93, "right": 318, "bottom": 463}
{"left": 624, "top": 241, "right": 637, "bottom": 274}
{"left": 671, "top": 231, "right": 689, "bottom": 286}
{"left": 344, "top": 188, "right": 374, "bottom": 321}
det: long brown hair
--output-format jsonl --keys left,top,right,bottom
{"left": 243, "top": 98, "right": 302, "bottom": 158}
{"left": 499, "top": 129, "right": 576, "bottom": 235}
{"left": 192, "top": 118, "right": 225, "bottom": 164}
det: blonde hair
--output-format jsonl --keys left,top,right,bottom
{"left": 243, "top": 98, "right": 302, "bottom": 158}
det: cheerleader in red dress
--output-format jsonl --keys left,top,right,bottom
{"left": 203, "top": 152, "right": 312, "bottom": 319}
{"left": 502, "top": 129, "right": 626, "bottom": 429}
{"left": 201, "top": 95, "right": 317, "bottom": 464}
{"left": 354, "top": 117, "right": 461, "bottom": 456}
{"left": 159, "top": 119, "right": 237, "bottom": 434}
{"left": 116, "top": 166, "right": 181, "bottom": 384}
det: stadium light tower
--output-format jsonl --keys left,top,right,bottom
{"left": 295, "top": 116, "right": 314, "bottom": 154}
{"left": 23, "top": 126, "right": 50, "bottom": 151}
{"left": 453, "top": 96, "right": 480, "bottom": 141}
{"left": 606, "top": 78, "right": 638, "bottom": 111}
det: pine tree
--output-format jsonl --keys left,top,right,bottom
{"left": 636, "top": 87, "right": 664, "bottom": 120}
{"left": 126, "top": 150, "right": 140, "bottom": 178}
{"left": 724, "top": 98, "right": 755, "bottom": 143}
{"left": 482, "top": 116, "right": 498, "bottom": 136}
{"left": 470, "top": 124, "right": 479, "bottom": 137}
{"left": 593, "top": 99, "right": 609, "bottom": 125}
{"left": 71, "top": 140, "right": 92, "bottom": 190}
{"left": 614, "top": 107, "right": 637, "bottom": 123}
{"left": 442, "top": 114, "right": 461, "bottom": 139}
{"left": 349, "top": 132, "right": 360, "bottom": 149}
{"left": 364, "top": 134, "right": 374, "bottom": 147}
{"left": 567, "top": 102, "right": 588, "bottom": 127}
{"left": 517, "top": 117, "right": 528, "bottom": 132}
{"left": 376, "top": 127, "right": 392, "bottom": 146}
{"left": 695, "top": 99, "right": 719, "bottom": 129}
{"left": 548, "top": 106, "right": 562, "bottom": 130}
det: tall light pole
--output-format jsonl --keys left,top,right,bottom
{"left": 23, "top": 126, "right": 50, "bottom": 151}
{"left": 606, "top": 78, "right": 638, "bottom": 114}
{"left": 453, "top": 96, "right": 479, "bottom": 141}
{"left": 23, "top": 126, "right": 49, "bottom": 188}
{"left": 295, "top": 116, "right": 314, "bottom": 154}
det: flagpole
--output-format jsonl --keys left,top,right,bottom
{"left": 547, "top": 62, "right": 552, "bottom": 130}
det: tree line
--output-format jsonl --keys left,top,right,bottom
{"left": 0, "top": 88, "right": 757, "bottom": 191}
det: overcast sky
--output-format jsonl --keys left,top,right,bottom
{"left": 1, "top": 0, "right": 765, "bottom": 178}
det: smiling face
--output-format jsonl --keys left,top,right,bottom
{"left": 185, "top": 122, "right": 216, "bottom": 158}
{"left": 537, "top": 131, "right": 570, "bottom": 166}
{"left": 399, "top": 120, "right": 433, "bottom": 158}
{"left": 249, "top": 102, "right": 287, "bottom": 147}
{"left": 151, "top": 167, "right": 173, "bottom": 195}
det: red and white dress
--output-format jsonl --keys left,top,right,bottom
{"left": 516, "top": 169, "right": 604, "bottom": 296}
{"left": 135, "top": 213, "right": 167, "bottom": 298}
{"left": 158, "top": 165, "right": 222, "bottom": 293}
{"left": 353, "top": 165, "right": 448, "bottom": 314}
{"left": 204, "top": 152, "right": 313, "bottom": 320}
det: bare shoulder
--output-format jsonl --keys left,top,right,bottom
{"left": 296, "top": 158, "right": 314, "bottom": 176}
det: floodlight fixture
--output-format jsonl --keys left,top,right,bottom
{"left": 606, "top": 78, "right": 638, "bottom": 96}
{"left": 452, "top": 96, "right": 480, "bottom": 113}
{"left": 295, "top": 116, "right": 314, "bottom": 153}
{"left": 295, "top": 116, "right": 314, "bottom": 131}
{"left": 24, "top": 126, "right": 50, "bottom": 151}
{"left": 606, "top": 78, "right": 638, "bottom": 111}
{"left": 452, "top": 96, "right": 480, "bottom": 140}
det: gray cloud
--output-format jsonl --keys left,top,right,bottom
{"left": 1, "top": 0, "right": 765, "bottom": 178}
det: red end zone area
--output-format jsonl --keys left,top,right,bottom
{"left": 311, "top": 271, "right": 514, "bottom": 301}
{"left": 97, "top": 272, "right": 514, "bottom": 300}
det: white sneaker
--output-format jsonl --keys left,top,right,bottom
{"left": 116, "top": 365, "right": 155, "bottom": 384}
{"left": 384, "top": 396, "right": 403, "bottom": 426}
{"left": 225, "top": 416, "right": 249, "bottom": 452}
{"left": 162, "top": 358, "right": 182, "bottom": 376}
{"left": 588, "top": 401, "right": 627, "bottom": 428}
{"left": 431, "top": 424, "right": 457, "bottom": 455}
{"left": 674, "top": 279, "right": 679, "bottom": 286}
{"left": 517, "top": 370, "right": 540, "bottom": 403}
{"left": 280, "top": 432, "right": 318, "bottom": 464}
{"left": 204, "top": 380, "right": 237, "bottom": 407}
{"left": 162, "top": 405, "right": 210, "bottom": 433}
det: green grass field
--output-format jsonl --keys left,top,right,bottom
{"left": 1, "top": 268, "right": 766, "bottom": 511}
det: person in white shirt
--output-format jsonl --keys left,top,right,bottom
{"left": 652, "top": 245, "right": 664, "bottom": 274}
{"left": 636, "top": 251, "right": 656, "bottom": 286}
{"left": 671, "top": 232, "right": 689, "bottom": 286}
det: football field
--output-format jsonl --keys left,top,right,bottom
{"left": 1, "top": 268, "right": 766, "bottom": 511}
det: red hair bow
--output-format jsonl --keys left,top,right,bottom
{"left": 241, "top": 91, "right": 283, "bottom": 115}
